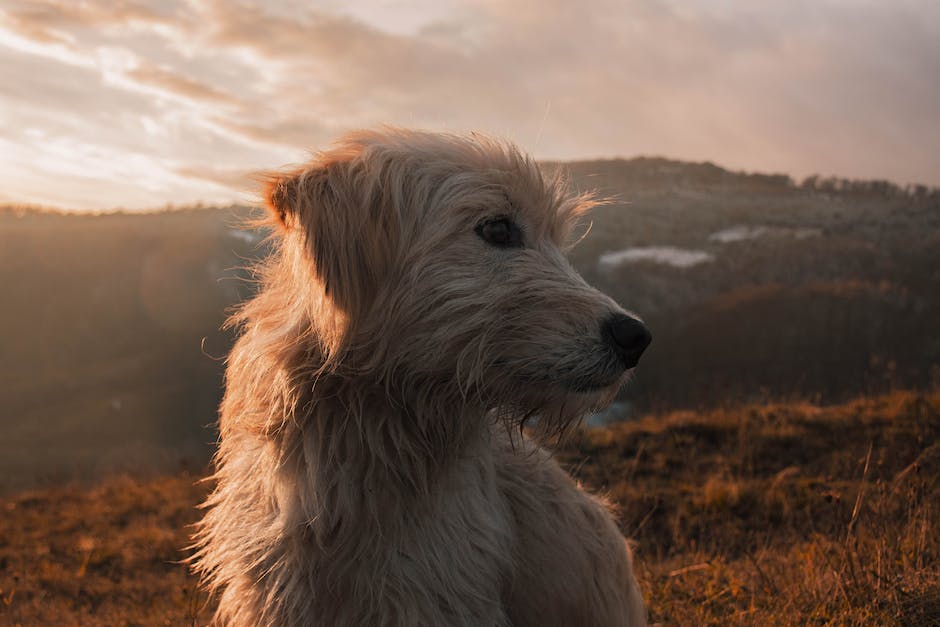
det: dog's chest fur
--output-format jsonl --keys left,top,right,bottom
{"left": 276, "top": 424, "right": 517, "bottom": 626}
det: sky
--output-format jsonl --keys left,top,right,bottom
{"left": 1, "top": 0, "right": 938, "bottom": 210}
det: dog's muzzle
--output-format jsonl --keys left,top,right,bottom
{"left": 602, "top": 314, "right": 652, "bottom": 369}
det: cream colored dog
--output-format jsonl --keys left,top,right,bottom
{"left": 193, "top": 128, "right": 651, "bottom": 626}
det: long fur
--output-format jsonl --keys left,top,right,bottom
{"left": 192, "top": 127, "right": 647, "bottom": 626}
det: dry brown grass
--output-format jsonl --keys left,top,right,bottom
{"left": 1, "top": 390, "right": 937, "bottom": 625}
{"left": 558, "top": 390, "right": 940, "bottom": 625}
{"left": 0, "top": 473, "right": 214, "bottom": 625}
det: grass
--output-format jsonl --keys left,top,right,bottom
{"left": 559, "top": 390, "right": 940, "bottom": 625}
{"left": 0, "top": 474, "right": 212, "bottom": 625}
{"left": 1, "top": 390, "right": 937, "bottom": 625}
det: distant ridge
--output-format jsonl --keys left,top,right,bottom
{"left": 3, "top": 157, "right": 936, "bottom": 215}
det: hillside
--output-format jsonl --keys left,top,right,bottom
{"left": 0, "top": 207, "right": 262, "bottom": 490}
{"left": 2, "top": 157, "right": 939, "bottom": 488}
{"left": 557, "top": 158, "right": 940, "bottom": 408}
{"left": 1, "top": 391, "right": 937, "bottom": 625}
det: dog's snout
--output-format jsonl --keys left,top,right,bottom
{"left": 603, "top": 314, "right": 652, "bottom": 369}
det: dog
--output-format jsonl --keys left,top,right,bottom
{"left": 193, "top": 128, "right": 651, "bottom": 626}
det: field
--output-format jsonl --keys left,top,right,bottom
{"left": 2, "top": 390, "right": 937, "bottom": 626}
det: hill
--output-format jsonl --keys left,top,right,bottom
{"left": 0, "top": 207, "right": 261, "bottom": 490}
{"left": 2, "top": 157, "right": 939, "bottom": 488}
{"left": 1, "top": 391, "right": 937, "bottom": 625}
{"left": 555, "top": 158, "right": 940, "bottom": 408}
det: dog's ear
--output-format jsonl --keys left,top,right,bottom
{"left": 264, "top": 160, "right": 400, "bottom": 318}
{"left": 265, "top": 172, "right": 300, "bottom": 229}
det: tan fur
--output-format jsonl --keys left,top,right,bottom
{"left": 192, "top": 127, "right": 647, "bottom": 626}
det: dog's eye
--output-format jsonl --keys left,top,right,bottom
{"left": 476, "top": 217, "right": 523, "bottom": 248}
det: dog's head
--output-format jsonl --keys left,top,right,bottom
{"left": 265, "top": 127, "right": 650, "bottom": 433}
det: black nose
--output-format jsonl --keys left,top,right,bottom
{"left": 603, "top": 314, "right": 652, "bottom": 369}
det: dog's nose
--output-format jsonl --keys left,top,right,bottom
{"left": 603, "top": 314, "right": 652, "bottom": 369}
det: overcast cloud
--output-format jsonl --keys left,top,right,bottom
{"left": 1, "top": 0, "right": 938, "bottom": 209}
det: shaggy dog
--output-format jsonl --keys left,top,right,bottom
{"left": 193, "top": 128, "right": 651, "bottom": 626}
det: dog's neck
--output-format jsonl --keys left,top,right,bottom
{"left": 264, "top": 369, "right": 494, "bottom": 552}
{"left": 296, "top": 371, "right": 487, "bottom": 478}
{"left": 222, "top": 289, "right": 495, "bottom": 536}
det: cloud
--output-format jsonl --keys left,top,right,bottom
{"left": 175, "top": 165, "right": 258, "bottom": 191}
{"left": 207, "top": 116, "right": 327, "bottom": 150}
{"left": 0, "top": 9, "right": 74, "bottom": 45}
{"left": 126, "top": 61, "right": 242, "bottom": 106}
{"left": 0, "top": 0, "right": 176, "bottom": 60}
{"left": 1, "top": 0, "right": 939, "bottom": 210}
{"left": 2, "top": 0, "right": 173, "bottom": 33}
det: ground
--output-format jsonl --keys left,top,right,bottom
{"left": 1, "top": 390, "right": 938, "bottom": 626}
